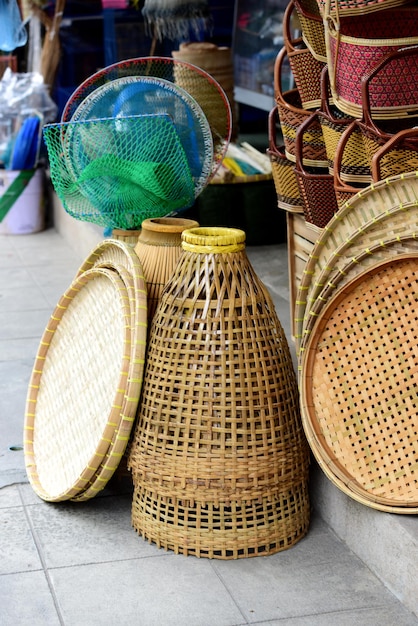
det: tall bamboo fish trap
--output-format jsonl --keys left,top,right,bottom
{"left": 128, "top": 227, "right": 311, "bottom": 559}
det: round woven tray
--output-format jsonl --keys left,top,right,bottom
{"left": 300, "top": 254, "right": 418, "bottom": 512}
{"left": 294, "top": 171, "right": 418, "bottom": 351}
{"left": 73, "top": 239, "right": 148, "bottom": 498}
{"left": 24, "top": 267, "right": 133, "bottom": 501}
{"left": 298, "top": 234, "right": 418, "bottom": 361}
{"left": 297, "top": 203, "right": 418, "bottom": 360}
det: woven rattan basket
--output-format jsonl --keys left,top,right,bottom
{"left": 267, "top": 107, "right": 304, "bottom": 213}
{"left": 316, "top": 0, "right": 412, "bottom": 17}
{"left": 293, "top": 171, "right": 418, "bottom": 352}
{"left": 300, "top": 254, "right": 418, "bottom": 513}
{"left": 324, "top": 6, "right": 418, "bottom": 119}
{"left": 294, "top": 112, "right": 338, "bottom": 228}
{"left": 134, "top": 216, "right": 199, "bottom": 323}
{"left": 294, "top": 0, "right": 327, "bottom": 62}
{"left": 274, "top": 47, "right": 327, "bottom": 167}
{"left": 128, "top": 227, "right": 311, "bottom": 558}
{"left": 284, "top": 0, "right": 327, "bottom": 110}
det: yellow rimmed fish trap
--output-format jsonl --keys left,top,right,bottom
{"left": 128, "top": 227, "right": 311, "bottom": 559}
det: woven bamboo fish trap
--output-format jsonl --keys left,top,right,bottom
{"left": 134, "top": 216, "right": 199, "bottom": 324}
{"left": 128, "top": 227, "right": 311, "bottom": 559}
{"left": 300, "top": 254, "right": 418, "bottom": 513}
{"left": 110, "top": 229, "right": 142, "bottom": 246}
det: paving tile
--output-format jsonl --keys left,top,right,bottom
{"left": 0, "top": 308, "right": 51, "bottom": 341}
{"left": 0, "top": 484, "right": 22, "bottom": 508}
{"left": 211, "top": 527, "right": 403, "bottom": 623}
{"left": 252, "top": 606, "right": 418, "bottom": 626}
{"left": 0, "top": 337, "right": 41, "bottom": 362}
{"left": 49, "top": 555, "right": 245, "bottom": 626}
{"left": 0, "top": 284, "right": 50, "bottom": 312}
{"left": 0, "top": 507, "right": 42, "bottom": 574}
{"left": 25, "top": 494, "right": 168, "bottom": 568}
{"left": 0, "top": 570, "right": 61, "bottom": 626}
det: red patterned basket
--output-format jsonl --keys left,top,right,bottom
{"left": 325, "top": 3, "right": 418, "bottom": 119}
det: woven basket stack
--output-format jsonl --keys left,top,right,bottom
{"left": 268, "top": 0, "right": 418, "bottom": 229}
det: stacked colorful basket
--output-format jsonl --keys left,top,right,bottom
{"left": 269, "top": 0, "right": 418, "bottom": 341}
{"left": 269, "top": 0, "right": 418, "bottom": 231}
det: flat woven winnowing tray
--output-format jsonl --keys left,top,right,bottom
{"left": 300, "top": 254, "right": 418, "bottom": 513}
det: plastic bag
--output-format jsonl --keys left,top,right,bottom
{"left": 0, "top": 0, "right": 28, "bottom": 52}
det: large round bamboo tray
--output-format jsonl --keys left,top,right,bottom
{"left": 294, "top": 171, "right": 418, "bottom": 351}
{"left": 24, "top": 267, "right": 133, "bottom": 501}
{"left": 128, "top": 227, "right": 311, "bottom": 559}
{"left": 297, "top": 202, "right": 418, "bottom": 360}
{"left": 300, "top": 254, "right": 418, "bottom": 513}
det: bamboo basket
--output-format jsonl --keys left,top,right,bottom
{"left": 274, "top": 47, "right": 328, "bottom": 167}
{"left": 300, "top": 254, "right": 418, "bottom": 513}
{"left": 284, "top": 0, "right": 327, "bottom": 110}
{"left": 324, "top": 5, "right": 418, "bottom": 119}
{"left": 293, "top": 172, "right": 418, "bottom": 353}
{"left": 267, "top": 106, "right": 304, "bottom": 213}
{"left": 134, "top": 216, "right": 199, "bottom": 324}
{"left": 128, "top": 227, "right": 311, "bottom": 559}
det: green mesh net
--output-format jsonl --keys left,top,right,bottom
{"left": 43, "top": 114, "right": 197, "bottom": 230}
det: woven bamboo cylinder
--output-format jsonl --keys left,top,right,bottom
{"left": 134, "top": 217, "right": 199, "bottom": 323}
{"left": 111, "top": 229, "right": 142, "bottom": 247}
{"left": 128, "top": 227, "right": 311, "bottom": 559}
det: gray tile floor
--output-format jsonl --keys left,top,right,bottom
{"left": 1, "top": 227, "right": 417, "bottom": 626}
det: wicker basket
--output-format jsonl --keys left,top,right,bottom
{"left": 284, "top": 0, "right": 327, "bottom": 110}
{"left": 267, "top": 106, "right": 304, "bottom": 213}
{"left": 316, "top": 0, "right": 412, "bottom": 16}
{"left": 134, "top": 216, "right": 199, "bottom": 324}
{"left": 128, "top": 227, "right": 311, "bottom": 559}
{"left": 293, "top": 0, "right": 327, "bottom": 62}
{"left": 275, "top": 47, "right": 328, "bottom": 167}
{"left": 317, "top": 66, "right": 368, "bottom": 180}
{"left": 324, "top": 5, "right": 418, "bottom": 119}
{"left": 371, "top": 127, "right": 418, "bottom": 181}
{"left": 300, "top": 254, "right": 418, "bottom": 513}
{"left": 294, "top": 112, "right": 339, "bottom": 228}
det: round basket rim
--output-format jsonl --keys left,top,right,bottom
{"left": 300, "top": 253, "right": 418, "bottom": 513}
{"left": 294, "top": 171, "right": 418, "bottom": 350}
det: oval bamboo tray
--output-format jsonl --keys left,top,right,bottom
{"left": 300, "top": 254, "right": 418, "bottom": 513}
{"left": 294, "top": 171, "right": 418, "bottom": 351}
{"left": 24, "top": 267, "right": 133, "bottom": 501}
